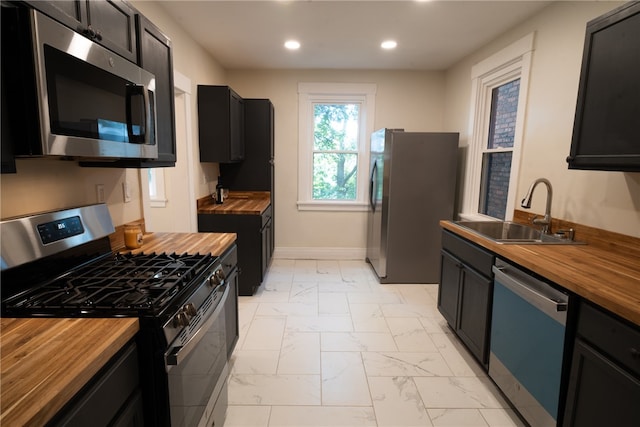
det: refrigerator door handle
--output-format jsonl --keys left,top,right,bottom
{"left": 369, "top": 162, "right": 377, "bottom": 212}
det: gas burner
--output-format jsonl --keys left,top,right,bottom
{"left": 3, "top": 251, "right": 216, "bottom": 316}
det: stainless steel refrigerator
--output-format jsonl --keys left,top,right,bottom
{"left": 366, "top": 128, "right": 459, "bottom": 283}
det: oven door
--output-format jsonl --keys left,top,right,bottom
{"left": 165, "top": 284, "right": 229, "bottom": 427}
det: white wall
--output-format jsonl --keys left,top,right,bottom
{"left": 444, "top": 1, "right": 640, "bottom": 237}
{"left": 227, "top": 70, "right": 446, "bottom": 256}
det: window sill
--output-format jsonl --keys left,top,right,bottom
{"left": 297, "top": 200, "right": 369, "bottom": 212}
{"left": 150, "top": 199, "right": 168, "bottom": 208}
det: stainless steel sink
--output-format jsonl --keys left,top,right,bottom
{"left": 454, "top": 221, "right": 585, "bottom": 245}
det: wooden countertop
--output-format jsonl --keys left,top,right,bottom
{"left": 441, "top": 220, "right": 640, "bottom": 327}
{"left": 124, "top": 231, "right": 237, "bottom": 255}
{"left": 197, "top": 191, "right": 271, "bottom": 215}
{"left": 0, "top": 317, "right": 139, "bottom": 426}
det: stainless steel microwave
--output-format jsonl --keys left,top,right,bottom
{"left": 3, "top": 7, "right": 158, "bottom": 161}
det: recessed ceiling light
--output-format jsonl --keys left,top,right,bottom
{"left": 381, "top": 40, "right": 397, "bottom": 50}
{"left": 284, "top": 40, "right": 301, "bottom": 50}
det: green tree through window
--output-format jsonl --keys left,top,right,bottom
{"left": 312, "top": 103, "right": 360, "bottom": 200}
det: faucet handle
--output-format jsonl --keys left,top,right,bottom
{"left": 555, "top": 229, "right": 575, "bottom": 241}
{"left": 532, "top": 215, "right": 551, "bottom": 234}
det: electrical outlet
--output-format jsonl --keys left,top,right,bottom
{"left": 96, "top": 184, "right": 105, "bottom": 203}
{"left": 123, "top": 182, "right": 132, "bottom": 203}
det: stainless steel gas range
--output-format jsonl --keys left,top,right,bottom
{"left": 0, "top": 204, "right": 238, "bottom": 427}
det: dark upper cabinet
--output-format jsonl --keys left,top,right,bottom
{"left": 1, "top": 42, "right": 16, "bottom": 174}
{"left": 134, "top": 15, "right": 176, "bottom": 166}
{"left": 24, "top": 0, "right": 137, "bottom": 63}
{"left": 220, "top": 99, "right": 274, "bottom": 192}
{"left": 1, "top": 3, "right": 40, "bottom": 174}
{"left": 198, "top": 86, "right": 245, "bottom": 163}
{"left": 567, "top": 1, "right": 640, "bottom": 172}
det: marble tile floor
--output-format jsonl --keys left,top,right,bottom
{"left": 226, "top": 259, "right": 526, "bottom": 427}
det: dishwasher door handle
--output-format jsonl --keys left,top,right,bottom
{"left": 492, "top": 265, "right": 568, "bottom": 325}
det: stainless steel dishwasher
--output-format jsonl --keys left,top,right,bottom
{"left": 489, "top": 258, "right": 570, "bottom": 427}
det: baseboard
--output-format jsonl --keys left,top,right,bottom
{"left": 273, "top": 246, "right": 366, "bottom": 260}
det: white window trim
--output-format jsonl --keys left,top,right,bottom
{"left": 462, "top": 33, "right": 535, "bottom": 221}
{"left": 297, "top": 82, "right": 377, "bottom": 211}
{"left": 148, "top": 168, "right": 168, "bottom": 208}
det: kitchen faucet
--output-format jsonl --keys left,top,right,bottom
{"left": 521, "top": 178, "right": 553, "bottom": 234}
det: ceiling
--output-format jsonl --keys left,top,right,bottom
{"left": 158, "top": 0, "right": 553, "bottom": 71}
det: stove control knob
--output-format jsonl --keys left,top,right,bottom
{"left": 209, "top": 268, "right": 226, "bottom": 287}
{"left": 173, "top": 312, "right": 189, "bottom": 328}
{"left": 184, "top": 303, "right": 197, "bottom": 317}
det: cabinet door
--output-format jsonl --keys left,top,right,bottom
{"left": 135, "top": 14, "right": 176, "bottom": 166}
{"left": 86, "top": 0, "right": 137, "bottom": 62}
{"left": 261, "top": 216, "right": 273, "bottom": 280}
{"left": 437, "top": 251, "right": 460, "bottom": 328}
{"left": 24, "top": 0, "right": 87, "bottom": 31}
{"left": 563, "top": 339, "right": 640, "bottom": 426}
{"left": 198, "top": 86, "right": 245, "bottom": 163}
{"left": 457, "top": 266, "right": 492, "bottom": 365}
{"left": 220, "top": 99, "right": 274, "bottom": 190}
{"left": 198, "top": 213, "right": 262, "bottom": 296}
{"left": 229, "top": 91, "right": 245, "bottom": 161}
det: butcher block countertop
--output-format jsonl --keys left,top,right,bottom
{"left": 197, "top": 191, "right": 271, "bottom": 215}
{"left": 0, "top": 317, "right": 139, "bottom": 427}
{"left": 441, "top": 220, "right": 640, "bottom": 327}
{"left": 123, "top": 231, "right": 237, "bottom": 255}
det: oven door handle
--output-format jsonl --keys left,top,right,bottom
{"left": 165, "top": 284, "right": 229, "bottom": 367}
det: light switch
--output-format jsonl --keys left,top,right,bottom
{"left": 123, "top": 182, "right": 132, "bottom": 203}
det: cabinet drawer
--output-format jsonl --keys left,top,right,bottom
{"left": 441, "top": 230, "right": 494, "bottom": 277}
{"left": 577, "top": 300, "right": 640, "bottom": 377}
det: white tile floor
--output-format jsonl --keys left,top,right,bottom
{"left": 226, "top": 259, "right": 526, "bottom": 427}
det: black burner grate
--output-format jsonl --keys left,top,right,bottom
{"left": 4, "top": 252, "right": 214, "bottom": 315}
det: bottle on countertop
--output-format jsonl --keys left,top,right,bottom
{"left": 216, "top": 178, "right": 225, "bottom": 204}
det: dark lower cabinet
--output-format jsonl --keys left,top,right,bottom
{"left": 221, "top": 245, "right": 239, "bottom": 358}
{"left": 437, "top": 230, "right": 494, "bottom": 367}
{"left": 198, "top": 206, "right": 272, "bottom": 296}
{"left": 48, "top": 340, "right": 143, "bottom": 427}
{"left": 261, "top": 215, "right": 273, "bottom": 280}
{"left": 562, "top": 301, "right": 640, "bottom": 426}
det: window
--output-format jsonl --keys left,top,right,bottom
{"left": 463, "top": 33, "right": 534, "bottom": 221}
{"left": 298, "top": 83, "right": 376, "bottom": 211}
{"left": 479, "top": 79, "right": 520, "bottom": 218}
{"left": 147, "top": 168, "right": 167, "bottom": 208}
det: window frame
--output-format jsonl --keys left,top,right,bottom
{"left": 297, "top": 82, "right": 377, "bottom": 211}
{"left": 148, "top": 168, "right": 168, "bottom": 208}
{"left": 462, "top": 33, "right": 534, "bottom": 221}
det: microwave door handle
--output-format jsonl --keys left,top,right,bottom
{"left": 125, "top": 84, "right": 148, "bottom": 144}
